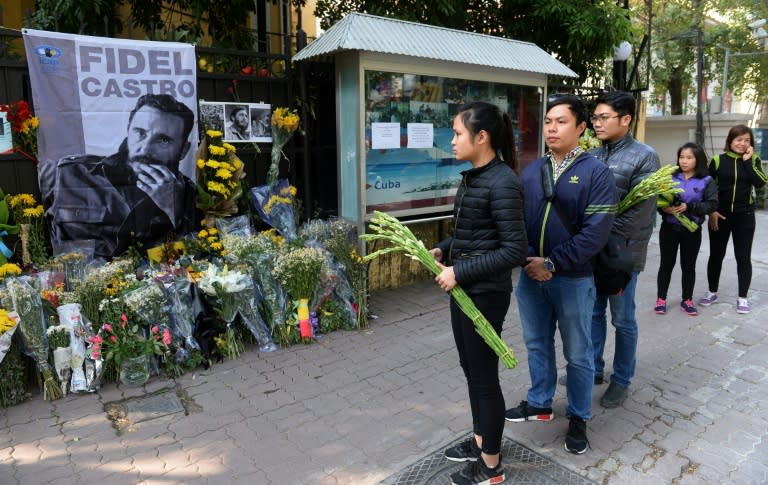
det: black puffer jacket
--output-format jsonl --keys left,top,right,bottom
{"left": 435, "top": 159, "right": 527, "bottom": 295}
{"left": 590, "top": 133, "right": 660, "bottom": 271}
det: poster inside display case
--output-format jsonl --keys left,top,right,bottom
{"left": 364, "top": 70, "right": 542, "bottom": 218}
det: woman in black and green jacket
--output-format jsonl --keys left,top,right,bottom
{"left": 699, "top": 124, "right": 767, "bottom": 314}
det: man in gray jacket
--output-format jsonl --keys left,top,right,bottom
{"left": 589, "top": 91, "right": 660, "bottom": 408}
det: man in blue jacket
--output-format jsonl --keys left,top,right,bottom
{"left": 505, "top": 94, "right": 616, "bottom": 454}
{"left": 589, "top": 91, "right": 660, "bottom": 409}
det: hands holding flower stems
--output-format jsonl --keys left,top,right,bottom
{"left": 361, "top": 211, "right": 518, "bottom": 369}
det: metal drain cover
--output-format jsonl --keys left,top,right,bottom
{"left": 382, "top": 435, "right": 597, "bottom": 485}
{"left": 124, "top": 392, "right": 185, "bottom": 423}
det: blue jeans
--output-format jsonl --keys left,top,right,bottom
{"left": 516, "top": 272, "right": 596, "bottom": 420}
{"left": 591, "top": 271, "right": 639, "bottom": 388}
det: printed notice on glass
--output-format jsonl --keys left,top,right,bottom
{"left": 371, "top": 122, "right": 401, "bottom": 149}
{"left": 407, "top": 123, "right": 433, "bottom": 149}
{"left": 0, "top": 112, "right": 12, "bottom": 154}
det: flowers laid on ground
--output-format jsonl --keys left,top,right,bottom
{"left": 251, "top": 178, "right": 299, "bottom": 241}
{"left": 2, "top": 278, "right": 63, "bottom": 400}
{"left": 0, "top": 100, "right": 39, "bottom": 159}
{"left": 87, "top": 313, "right": 171, "bottom": 367}
{"left": 273, "top": 247, "right": 327, "bottom": 341}
{"left": 362, "top": 211, "right": 518, "bottom": 369}
{"left": 299, "top": 218, "right": 368, "bottom": 329}
{"left": 46, "top": 324, "right": 72, "bottom": 395}
{"left": 188, "top": 226, "right": 226, "bottom": 259}
{"left": 267, "top": 107, "right": 300, "bottom": 185}
{"left": 198, "top": 264, "right": 250, "bottom": 359}
{"left": 195, "top": 129, "right": 246, "bottom": 227}
{"left": 6, "top": 192, "right": 49, "bottom": 265}
{"left": 0, "top": 263, "right": 22, "bottom": 280}
{"left": 0, "top": 307, "right": 26, "bottom": 407}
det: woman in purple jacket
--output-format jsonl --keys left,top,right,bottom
{"left": 654, "top": 143, "right": 718, "bottom": 316}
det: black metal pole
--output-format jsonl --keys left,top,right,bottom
{"left": 295, "top": 8, "right": 312, "bottom": 220}
{"left": 695, "top": 24, "right": 704, "bottom": 145}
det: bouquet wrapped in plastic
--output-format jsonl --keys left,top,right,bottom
{"left": 237, "top": 279, "right": 277, "bottom": 352}
{"left": 56, "top": 303, "right": 94, "bottom": 392}
{"left": 250, "top": 179, "right": 298, "bottom": 241}
{"left": 273, "top": 247, "right": 328, "bottom": 341}
{"left": 198, "top": 264, "right": 249, "bottom": 359}
{"left": 3, "top": 277, "right": 63, "bottom": 399}
{"left": 155, "top": 272, "right": 200, "bottom": 361}
{"left": 299, "top": 218, "right": 367, "bottom": 328}
{"left": 222, "top": 233, "right": 289, "bottom": 335}
{"left": 46, "top": 324, "right": 71, "bottom": 396}
{"left": 0, "top": 307, "right": 27, "bottom": 407}
{"left": 267, "top": 107, "right": 300, "bottom": 185}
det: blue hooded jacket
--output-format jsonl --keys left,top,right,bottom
{"left": 521, "top": 151, "right": 617, "bottom": 277}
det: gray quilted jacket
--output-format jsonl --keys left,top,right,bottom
{"left": 590, "top": 133, "right": 661, "bottom": 271}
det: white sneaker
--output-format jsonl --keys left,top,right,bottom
{"left": 699, "top": 291, "right": 718, "bottom": 306}
{"left": 736, "top": 298, "right": 751, "bottom": 314}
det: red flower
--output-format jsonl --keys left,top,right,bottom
{"left": 103, "top": 323, "right": 112, "bottom": 333}
{"left": 151, "top": 325, "right": 159, "bottom": 334}
{"left": 162, "top": 328, "right": 172, "bottom": 346}
{"left": 109, "top": 335, "right": 117, "bottom": 343}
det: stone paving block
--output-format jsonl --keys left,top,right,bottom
{"left": 692, "top": 461, "right": 736, "bottom": 484}
{"left": 8, "top": 416, "right": 59, "bottom": 443}
{"left": 132, "top": 449, "right": 168, "bottom": 477}
{"left": 166, "top": 412, "right": 239, "bottom": 440}
{"left": 182, "top": 431, "right": 234, "bottom": 465}
{"left": 14, "top": 464, "right": 76, "bottom": 484}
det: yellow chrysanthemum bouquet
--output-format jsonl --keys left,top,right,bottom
{"left": 5, "top": 192, "right": 48, "bottom": 265}
{"left": 267, "top": 107, "right": 300, "bottom": 185}
{"left": 195, "top": 129, "right": 247, "bottom": 227}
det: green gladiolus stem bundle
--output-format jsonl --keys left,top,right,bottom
{"left": 657, "top": 193, "right": 699, "bottom": 232}
{"left": 616, "top": 164, "right": 682, "bottom": 215}
{"left": 361, "top": 211, "right": 517, "bottom": 369}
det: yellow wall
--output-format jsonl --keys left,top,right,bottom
{"left": 2, "top": 0, "right": 35, "bottom": 28}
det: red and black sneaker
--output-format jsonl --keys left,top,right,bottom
{"left": 504, "top": 400, "right": 553, "bottom": 422}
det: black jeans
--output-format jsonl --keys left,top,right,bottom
{"left": 707, "top": 211, "right": 756, "bottom": 297}
{"left": 451, "top": 291, "right": 510, "bottom": 456}
{"left": 657, "top": 222, "right": 702, "bottom": 301}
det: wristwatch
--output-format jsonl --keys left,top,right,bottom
{"left": 543, "top": 257, "right": 555, "bottom": 272}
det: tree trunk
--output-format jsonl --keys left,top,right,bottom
{"left": 668, "top": 67, "right": 684, "bottom": 115}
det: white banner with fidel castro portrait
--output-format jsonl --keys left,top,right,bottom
{"left": 23, "top": 29, "right": 198, "bottom": 260}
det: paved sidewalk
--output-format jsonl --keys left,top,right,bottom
{"left": 1, "top": 211, "right": 767, "bottom": 484}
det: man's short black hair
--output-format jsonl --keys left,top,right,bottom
{"left": 129, "top": 94, "right": 195, "bottom": 139}
{"left": 229, "top": 105, "right": 248, "bottom": 121}
{"left": 595, "top": 91, "right": 635, "bottom": 120}
{"left": 546, "top": 93, "right": 588, "bottom": 126}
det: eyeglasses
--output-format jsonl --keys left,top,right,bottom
{"left": 590, "top": 114, "right": 620, "bottom": 123}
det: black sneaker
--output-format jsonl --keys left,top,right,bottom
{"left": 558, "top": 374, "right": 604, "bottom": 386}
{"left": 450, "top": 456, "right": 505, "bottom": 485}
{"left": 445, "top": 436, "right": 481, "bottom": 462}
{"left": 600, "top": 381, "right": 629, "bottom": 408}
{"left": 564, "top": 416, "right": 589, "bottom": 454}
{"left": 504, "top": 400, "right": 553, "bottom": 422}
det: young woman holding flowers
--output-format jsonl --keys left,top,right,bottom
{"left": 654, "top": 143, "right": 718, "bottom": 316}
{"left": 429, "top": 101, "right": 527, "bottom": 485}
{"left": 699, "top": 125, "right": 767, "bottom": 314}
